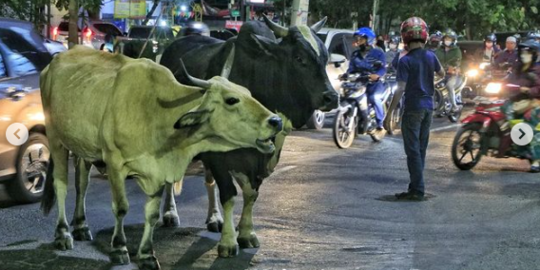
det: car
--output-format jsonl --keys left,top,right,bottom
{"left": 306, "top": 28, "right": 355, "bottom": 130}
{"left": 52, "top": 20, "right": 124, "bottom": 50}
{"left": 42, "top": 37, "right": 67, "bottom": 56}
{"left": 115, "top": 25, "right": 176, "bottom": 63}
{"left": 0, "top": 18, "right": 51, "bottom": 203}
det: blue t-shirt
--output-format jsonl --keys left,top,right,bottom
{"left": 397, "top": 48, "right": 441, "bottom": 112}
{"left": 347, "top": 47, "right": 387, "bottom": 77}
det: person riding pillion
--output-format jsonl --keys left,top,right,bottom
{"left": 494, "top": 36, "right": 518, "bottom": 71}
{"left": 435, "top": 29, "right": 462, "bottom": 112}
{"left": 341, "top": 27, "right": 387, "bottom": 131}
{"left": 475, "top": 33, "right": 500, "bottom": 63}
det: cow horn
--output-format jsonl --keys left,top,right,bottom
{"left": 220, "top": 44, "right": 235, "bottom": 79}
{"left": 310, "top": 16, "right": 327, "bottom": 33}
{"left": 179, "top": 59, "right": 212, "bottom": 89}
{"left": 263, "top": 15, "right": 289, "bottom": 37}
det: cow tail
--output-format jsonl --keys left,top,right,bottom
{"left": 40, "top": 158, "right": 56, "bottom": 216}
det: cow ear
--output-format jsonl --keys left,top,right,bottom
{"left": 249, "top": 34, "right": 277, "bottom": 55}
{"left": 174, "top": 110, "right": 211, "bottom": 129}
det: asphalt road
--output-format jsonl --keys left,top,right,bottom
{"left": 1, "top": 111, "right": 540, "bottom": 270}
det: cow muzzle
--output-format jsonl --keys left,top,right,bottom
{"left": 255, "top": 115, "right": 283, "bottom": 154}
{"left": 320, "top": 90, "right": 339, "bottom": 112}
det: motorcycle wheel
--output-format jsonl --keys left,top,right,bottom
{"left": 452, "top": 123, "right": 484, "bottom": 170}
{"left": 333, "top": 108, "right": 356, "bottom": 149}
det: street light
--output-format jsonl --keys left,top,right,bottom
{"left": 180, "top": 5, "right": 187, "bottom": 12}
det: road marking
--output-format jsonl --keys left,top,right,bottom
{"left": 273, "top": 165, "right": 297, "bottom": 175}
{"left": 431, "top": 124, "right": 460, "bottom": 133}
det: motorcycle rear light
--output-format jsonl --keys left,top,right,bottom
{"left": 85, "top": 29, "right": 92, "bottom": 38}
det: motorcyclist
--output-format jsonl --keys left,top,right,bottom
{"left": 494, "top": 36, "right": 518, "bottom": 71}
{"left": 474, "top": 33, "right": 500, "bottom": 63}
{"left": 341, "top": 27, "right": 387, "bottom": 131}
{"left": 427, "top": 31, "right": 442, "bottom": 51}
{"left": 502, "top": 40, "right": 540, "bottom": 172}
{"left": 435, "top": 29, "right": 462, "bottom": 112}
{"left": 385, "top": 35, "right": 401, "bottom": 69}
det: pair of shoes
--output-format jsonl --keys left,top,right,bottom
{"left": 394, "top": 191, "right": 425, "bottom": 201}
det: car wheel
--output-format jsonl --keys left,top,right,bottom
{"left": 306, "top": 110, "right": 325, "bottom": 130}
{"left": 7, "top": 133, "right": 50, "bottom": 203}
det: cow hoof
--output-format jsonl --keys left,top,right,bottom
{"left": 162, "top": 214, "right": 180, "bottom": 228}
{"left": 110, "top": 248, "right": 130, "bottom": 265}
{"left": 218, "top": 243, "right": 239, "bottom": 258}
{"left": 138, "top": 256, "right": 161, "bottom": 270}
{"left": 238, "top": 234, "right": 260, "bottom": 249}
{"left": 72, "top": 227, "right": 93, "bottom": 241}
{"left": 206, "top": 221, "right": 223, "bottom": 233}
{"left": 54, "top": 232, "right": 74, "bottom": 250}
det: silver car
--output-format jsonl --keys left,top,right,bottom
{"left": 53, "top": 20, "right": 124, "bottom": 50}
{"left": 306, "top": 28, "right": 355, "bottom": 130}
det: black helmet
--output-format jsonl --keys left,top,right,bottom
{"left": 484, "top": 33, "right": 496, "bottom": 42}
{"left": 389, "top": 35, "right": 400, "bottom": 44}
{"left": 183, "top": 21, "right": 210, "bottom": 36}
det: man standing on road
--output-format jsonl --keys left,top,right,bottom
{"left": 384, "top": 17, "right": 445, "bottom": 201}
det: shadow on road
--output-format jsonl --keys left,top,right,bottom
{"left": 93, "top": 224, "right": 256, "bottom": 270}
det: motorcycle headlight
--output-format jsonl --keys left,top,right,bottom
{"left": 479, "top": 63, "right": 490, "bottom": 70}
{"left": 467, "top": 69, "right": 479, "bottom": 77}
{"left": 485, "top": 82, "right": 502, "bottom": 94}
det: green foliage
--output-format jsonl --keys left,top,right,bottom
{"left": 304, "top": 0, "right": 540, "bottom": 40}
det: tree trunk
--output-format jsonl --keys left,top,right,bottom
{"left": 68, "top": 0, "right": 78, "bottom": 48}
{"left": 143, "top": 0, "right": 159, "bottom": 25}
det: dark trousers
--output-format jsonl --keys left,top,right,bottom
{"left": 367, "top": 82, "right": 385, "bottom": 128}
{"left": 401, "top": 109, "right": 433, "bottom": 195}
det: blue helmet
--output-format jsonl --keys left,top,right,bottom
{"left": 354, "top": 27, "right": 376, "bottom": 45}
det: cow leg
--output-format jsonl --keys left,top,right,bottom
{"left": 71, "top": 158, "right": 93, "bottom": 241}
{"left": 108, "top": 170, "right": 130, "bottom": 265}
{"left": 232, "top": 172, "right": 260, "bottom": 249}
{"left": 213, "top": 169, "right": 239, "bottom": 257}
{"left": 50, "top": 139, "right": 72, "bottom": 251}
{"left": 161, "top": 182, "right": 180, "bottom": 227}
{"left": 137, "top": 185, "right": 164, "bottom": 270}
{"left": 204, "top": 167, "right": 223, "bottom": 232}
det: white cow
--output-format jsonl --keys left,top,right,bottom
{"left": 40, "top": 46, "right": 282, "bottom": 270}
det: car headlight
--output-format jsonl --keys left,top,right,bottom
{"left": 467, "top": 69, "right": 479, "bottom": 77}
{"left": 485, "top": 82, "right": 502, "bottom": 94}
{"left": 479, "top": 63, "right": 490, "bottom": 70}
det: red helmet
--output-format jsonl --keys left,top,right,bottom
{"left": 400, "top": 17, "right": 429, "bottom": 45}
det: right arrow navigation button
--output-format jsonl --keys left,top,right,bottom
{"left": 511, "top": 123, "right": 534, "bottom": 146}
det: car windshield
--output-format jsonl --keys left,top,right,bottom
{"left": 93, "top": 23, "right": 122, "bottom": 36}
{"left": 129, "top": 27, "right": 174, "bottom": 39}
{"left": 58, "top": 22, "right": 80, "bottom": 32}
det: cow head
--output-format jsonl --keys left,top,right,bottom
{"left": 174, "top": 65, "right": 282, "bottom": 154}
{"left": 234, "top": 17, "right": 338, "bottom": 128}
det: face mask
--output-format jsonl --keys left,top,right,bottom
{"left": 359, "top": 44, "right": 367, "bottom": 51}
{"left": 444, "top": 40, "right": 453, "bottom": 47}
{"left": 521, "top": 53, "right": 533, "bottom": 64}
{"left": 389, "top": 44, "right": 397, "bottom": 49}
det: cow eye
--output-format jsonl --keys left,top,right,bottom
{"left": 295, "top": 56, "right": 303, "bottom": 63}
{"left": 225, "top": 97, "right": 240, "bottom": 105}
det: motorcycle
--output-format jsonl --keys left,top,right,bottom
{"left": 333, "top": 73, "right": 393, "bottom": 148}
{"left": 465, "top": 62, "right": 510, "bottom": 98}
{"left": 382, "top": 71, "right": 402, "bottom": 135}
{"left": 451, "top": 83, "right": 530, "bottom": 170}
{"left": 434, "top": 72, "right": 469, "bottom": 123}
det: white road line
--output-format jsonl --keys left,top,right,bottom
{"left": 273, "top": 165, "right": 297, "bottom": 175}
{"left": 430, "top": 124, "right": 460, "bottom": 132}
